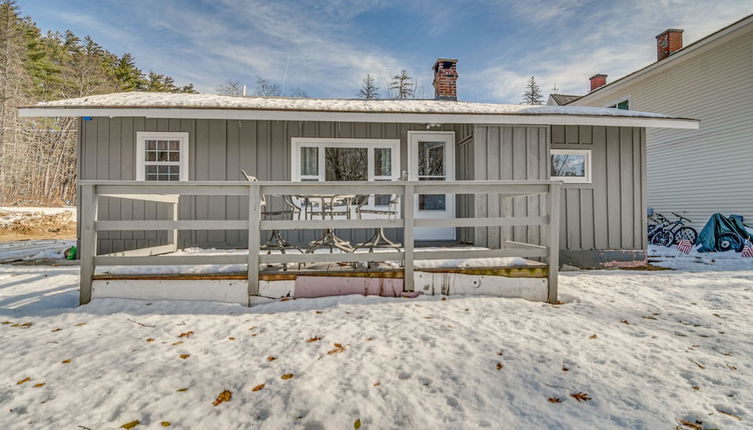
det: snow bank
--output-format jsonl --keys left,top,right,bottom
{"left": 1, "top": 263, "right": 751, "bottom": 428}
{"left": 31, "top": 91, "right": 675, "bottom": 118}
{"left": 649, "top": 244, "right": 753, "bottom": 271}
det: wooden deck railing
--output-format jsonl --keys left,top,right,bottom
{"left": 78, "top": 180, "right": 561, "bottom": 306}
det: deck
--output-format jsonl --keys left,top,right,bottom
{"left": 79, "top": 180, "right": 561, "bottom": 305}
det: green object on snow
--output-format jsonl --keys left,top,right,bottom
{"left": 65, "top": 245, "right": 77, "bottom": 260}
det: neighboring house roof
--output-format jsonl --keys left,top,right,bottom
{"left": 573, "top": 13, "right": 753, "bottom": 104}
{"left": 18, "top": 92, "right": 698, "bottom": 129}
{"left": 546, "top": 94, "right": 582, "bottom": 106}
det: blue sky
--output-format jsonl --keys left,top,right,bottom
{"left": 19, "top": 0, "right": 753, "bottom": 103}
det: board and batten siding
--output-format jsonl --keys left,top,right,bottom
{"left": 80, "top": 117, "right": 473, "bottom": 253}
{"left": 469, "top": 125, "right": 646, "bottom": 254}
{"left": 570, "top": 23, "right": 753, "bottom": 229}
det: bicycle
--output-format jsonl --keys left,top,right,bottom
{"left": 647, "top": 213, "right": 674, "bottom": 247}
{"left": 665, "top": 212, "right": 698, "bottom": 245}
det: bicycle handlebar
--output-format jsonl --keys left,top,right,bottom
{"left": 670, "top": 212, "right": 692, "bottom": 223}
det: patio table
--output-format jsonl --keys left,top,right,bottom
{"left": 297, "top": 193, "right": 358, "bottom": 253}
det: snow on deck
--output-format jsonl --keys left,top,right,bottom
{"left": 30, "top": 91, "right": 675, "bottom": 119}
{"left": 0, "top": 259, "right": 751, "bottom": 428}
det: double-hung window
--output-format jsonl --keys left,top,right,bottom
{"left": 136, "top": 132, "right": 189, "bottom": 181}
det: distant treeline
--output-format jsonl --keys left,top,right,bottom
{"left": 0, "top": 0, "right": 196, "bottom": 204}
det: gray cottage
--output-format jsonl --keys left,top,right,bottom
{"left": 20, "top": 59, "right": 698, "bottom": 306}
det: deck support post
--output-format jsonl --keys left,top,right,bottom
{"left": 80, "top": 184, "right": 98, "bottom": 305}
{"left": 403, "top": 183, "right": 415, "bottom": 292}
{"left": 247, "top": 184, "right": 262, "bottom": 303}
{"left": 546, "top": 182, "right": 561, "bottom": 304}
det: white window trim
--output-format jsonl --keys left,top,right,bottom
{"left": 136, "top": 131, "right": 189, "bottom": 181}
{"left": 550, "top": 149, "right": 592, "bottom": 184}
{"left": 290, "top": 137, "right": 400, "bottom": 182}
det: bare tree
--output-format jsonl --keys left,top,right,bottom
{"left": 217, "top": 79, "right": 244, "bottom": 96}
{"left": 253, "top": 77, "right": 281, "bottom": 96}
{"left": 522, "top": 75, "right": 544, "bottom": 105}
{"left": 286, "top": 87, "right": 309, "bottom": 98}
{"left": 389, "top": 70, "right": 415, "bottom": 99}
{"left": 358, "top": 74, "right": 379, "bottom": 99}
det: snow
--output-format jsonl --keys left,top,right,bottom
{"left": 649, "top": 244, "right": 753, "bottom": 271}
{"left": 29, "top": 91, "right": 676, "bottom": 119}
{"left": 0, "top": 239, "right": 75, "bottom": 263}
{"left": 0, "top": 207, "right": 75, "bottom": 216}
{"left": 1, "top": 261, "right": 751, "bottom": 428}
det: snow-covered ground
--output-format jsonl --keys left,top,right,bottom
{"left": 1, "top": 258, "right": 751, "bottom": 429}
{"left": 0, "top": 239, "right": 75, "bottom": 263}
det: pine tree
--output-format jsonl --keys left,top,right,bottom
{"left": 358, "top": 74, "right": 379, "bottom": 99}
{"left": 114, "top": 53, "right": 145, "bottom": 91}
{"left": 522, "top": 75, "right": 543, "bottom": 105}
{"left": 389, "top": 70, "right": 414, "bottom": 99}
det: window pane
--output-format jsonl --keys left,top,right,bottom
{"left": 169, "top": 140, "right": 180, "bottom": 150}
{"left": 325, "top": 147, "right": 367, "bottom": 181}
{"left": 300, "top": 147, "right": 318, "bottom": 177}
{"left": 374, "top": 148, "right": 392, "bottom": 177}
{"left": 158, "top": 140, "right": 168, "bottom": 150}
{"left": 146, "top": 151, "right": 156, "bottom": 161}
{"left": 157, "top": 151, "right": 168, "bottom": 161}
{"left": 617, "top": 100, "right": 629, "bottom": 110}
{"left": 418, "top": 141, "right": 445, "bottom": 177}
{"left": 551, "top": 153, "right": 586, "bottom": 177}
{"left": 146, "top": 165, "right": 157, "bottom": 174}
{"left": 146, "top": 140, "right": 157, "bottom": 150}
{"left": 168, "top": 152, "right": 180, "bottom": 162}
{"left": 419, "top": 194, "right": 446, "bottom": 211}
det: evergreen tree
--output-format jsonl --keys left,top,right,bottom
{"left": 358, "top": 74, "right": 379, "bottom": 99}
{"left": 522, "top": 75, "right": 543, "bottom": 105}
{"left": 389, "top": 70, "right": 414, "bottom": 99}
{"left": 114, "top": 53, "right": 145, "bottom": 91}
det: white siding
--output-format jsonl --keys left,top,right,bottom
{"left": 571, "top": 23, "right": 753, "bottom": 229}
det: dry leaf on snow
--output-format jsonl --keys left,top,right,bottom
{"left": 176, "top": 388, "right": 189, "bottom": 392}
{"left": 306, "top": 336, "right": 322, "bottom": 343}
{"left": 146, "top": 338, "right": 155, "bottom": 342}
{"left": 228, "top": 337, "right": 236, "bottom": 341}
{"left": 267, "top": 356, "right": 277, "bottom": 361}
{"left": 120, "top": 420, "right": 140, "bottom": 429}
{"left": 252, "top": 384, "right": 265, "bottom": 392}
{"left": 51, "top": 328, "right": 62, "bottom": 332}
{"left": 548, "top": 397, "right": 562, "bottom": 403}
{"left": 179, "top": 354, "right": 190, "bottom": 359}
{"left": 327, "top": 343, "right": 345, "bottom": 355}
{"left": 589, "top": 334, "right": 598, "bottom": 339}
{"left": 178, "top": 331, "right": 193, "bottom": 338}
{"left": 160, "top": 422, "right": 171, "bottom": 427}
{"left": 373, "top": 382, "right": 380, "bottom": 387}
{"left": 281, "top": 373, "right": 294, "bottom": 380}
{"left": 33, "top": 383, "right": 45, "bottom": 388}
{"left": 75, "top": 322, "right": 86, "bottom": 326}
{"left": 570, "top": 392, "right": 592, "bottom": 402}
{"left": 677, "top": 419, "right": 703, "bottom": 429}
{"left": 212, "top": 390, "right": 232, "bottom": 406}
{"left": 17, "top": 377, "right": 30, "bottom": 385}
{"left": 716, "top": 408, "right": 742, "bottom": 421}
{"left": 61, "top": 359, "right": 71, "bottom": 364}
{"left": 354, "top": 418, "right": 362, "bottom": 429}
{"left": 496, "top": 362, "right": 504, "bottom": 371}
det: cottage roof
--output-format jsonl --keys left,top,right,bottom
{"left": 19, "top": 91, "right": 698, "bottom": 129}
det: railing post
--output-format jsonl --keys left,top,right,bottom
{"left": 403, "top": 183, "right": 415, "bottom": 292}
{"left": 80, "top": 184, "right": 98, "bottom": 305}
{"left": 546, "top": 182, "right": 561, "bottom": 304}
{"left": 247, "top": 183, "right": 262, "bottom": 303}
{"left": 166, "top": 196, "right": 179, "bottom": 252}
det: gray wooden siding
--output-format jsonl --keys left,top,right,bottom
{"left": 81, "top": 118, "right": 472, "bottom": 253}
{"left": 471, "top": 126, "right": 549, "bottom": 248}
{"left": 550, "top": 125, "right": 646, "bottom": 252}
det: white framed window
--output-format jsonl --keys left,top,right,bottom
{"left": 550, "top": 149, "right": 591, "bottom": 183}
{"left": 291, "top": 137, "right": 400, "bottom": 208}
{"left": 136, "top": 132, "right": 189, "bottom": 181}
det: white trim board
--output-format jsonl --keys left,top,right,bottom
{"left": 18, "top": 107, "right": 699, "bottom": 129}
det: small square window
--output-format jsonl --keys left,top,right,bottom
{"left": 550, "top": 149, "right": 591, "bottom": 183}
{"left": 138, "top": 132, "right": 188, "bottom": 181}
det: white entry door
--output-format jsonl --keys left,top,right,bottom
{"left": 408, "top": 131, "right": 455, "bottom": 241}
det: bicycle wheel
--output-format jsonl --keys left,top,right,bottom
{"left": 716, "top": 233, "right": 743, "bottom": 252}
{"left": 651, "top": 230, "right": 674, "bottom": 247}
{"left": 674, "top": 227, "right": 698, "bottom": 244}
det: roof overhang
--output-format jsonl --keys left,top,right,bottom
{"left": 17, "top": 107, "right": 700, "bottom": 129}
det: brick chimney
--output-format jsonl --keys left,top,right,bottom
{"left": 433, "top": 58, "right": 458, "bottom": 100}
{"left": 589, "top": 74, "right": 607, "bottom": 91}
{"left": 656, "top": 29, "right": 683, "bottom": 61}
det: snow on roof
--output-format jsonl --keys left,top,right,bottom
{"left": 29, "top": 91, "right": 665, "bottom": 117}
{"left": 19, "top": 92, "right": 699, "bottom": 129}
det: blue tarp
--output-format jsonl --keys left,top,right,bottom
{"left": 696, "top": 213, "right": 751, "bottom": 252}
